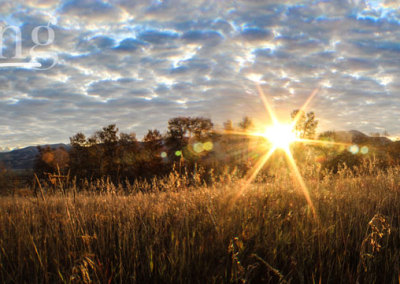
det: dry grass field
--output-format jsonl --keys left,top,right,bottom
{"left": 1, "top": 164, "right": 400, "bottom": 283}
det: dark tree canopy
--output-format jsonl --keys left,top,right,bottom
{"left": 166, "top": 117, "right": 214, "bottom": 160}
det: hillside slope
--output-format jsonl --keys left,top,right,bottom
{"left": 0, "top": 144, "right": 70, "bottom": 170}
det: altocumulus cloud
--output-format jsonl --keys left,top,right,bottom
{"left": 0, "top": 0, "right": 400, "bottom": 148}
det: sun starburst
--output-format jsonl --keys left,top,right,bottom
{"left": 263, "top": 123, "right": 297, "bottom": 150}
{"left": 237, "top": 84, "right": 349, "bottom": 219}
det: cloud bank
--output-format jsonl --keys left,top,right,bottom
{"left": 0, "top": 0, "right": 400, "bottom": 148}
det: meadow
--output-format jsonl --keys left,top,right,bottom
{"left": 1, "top": 163, "right": 400, "bottom": 283}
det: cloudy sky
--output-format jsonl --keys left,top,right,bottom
{"left": 0, "top": 0, "right": 399, "bottom": 149}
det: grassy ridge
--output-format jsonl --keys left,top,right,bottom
{"left": 1, "top": 166, "right": 400, "bottom": 283}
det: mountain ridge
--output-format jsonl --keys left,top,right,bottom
{"left": 332, "top": 130, "right": 392, "bottom": 145}
{"left": 0, "top": 143, "right": 70, "bottom": 170}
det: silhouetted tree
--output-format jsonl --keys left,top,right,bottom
{"left": 291, "top": 110, "right": 318, "bottom": 139}
{"left": 166, "top": 117, "right": 189, "bottom": 160}
{"left": 238, "top": 116, "right": 254, "bottom": 132}
{"left": 117, "top": 132, "right": 139, "bottom": 180}
{"left": 189, "top": 118, "right": 213, "bottom": 140}
{"left": 95, "top": 124, "right": 119, "bottom": 177}
{"left": 69, "top": 133, "right": 91, "bottom": 178}
{"left": 165, "top": 116, "right": 215, "bottom": 177}
{"left": 168, "top": 117, "right": 189, "bottom": 140}
{"left": 166, "top": 117, "right": 213, "bottom": 158}
{"left": 143, "top": 129, "right": 163, "bottom": 152}
{"left": 140, "top": 129, "right": 164, "bottom": 177}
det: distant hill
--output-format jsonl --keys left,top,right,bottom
{"left": 323, "top": 130, "right": 393, "bottom": 147}
{"left": 0, "top": 144, "right": 70, "bottom": 170}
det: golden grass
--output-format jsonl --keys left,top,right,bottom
{"left": 1, "top": 165, "right": 400, "bottom": 283}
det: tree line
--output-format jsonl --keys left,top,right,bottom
{"left": 34, "top": 116, "right": 224, "bottom": 183}
{"left": 33, "top": 110, "right": 320, "bottom": 185}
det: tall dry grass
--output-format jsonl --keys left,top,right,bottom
{"left": 1, "top": 162, "right": 400, "bottom": 283}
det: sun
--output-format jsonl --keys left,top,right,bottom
{"left": 226, "top": 84, "right": 349, "bottom": 219}
{"left": 264, "top": 123, "right": 297, "bottom": 150}
{"left": 237, "top": 85, "right": 321, "bottom": 219}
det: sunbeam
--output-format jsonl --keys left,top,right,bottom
{"left": 245, "top": 146, "right": 276, "bottom": 185}
{"left": 241, "top": 85, "right": 322, "bottom": 219}
{"left": 221, "top": 84, "right": 353, "bottom": 219}
{"left": 283, "top": 147, "right": 317, "bottom": 218}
